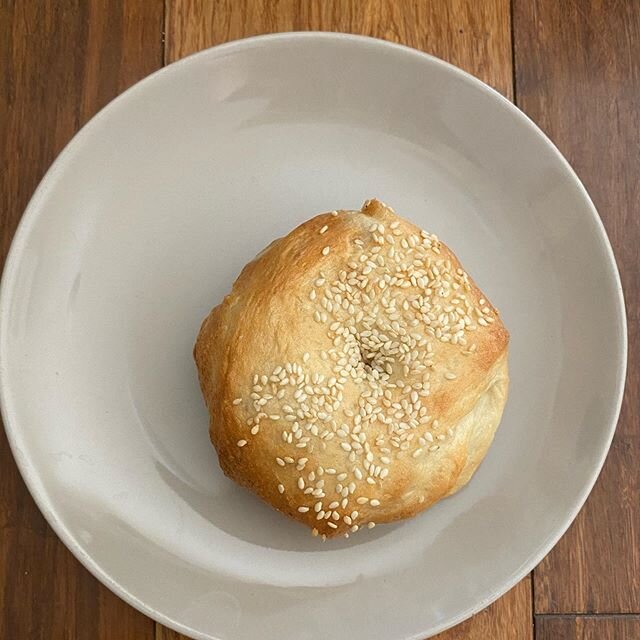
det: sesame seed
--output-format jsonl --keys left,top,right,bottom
{"left": 278, "top": 484, "right": 285, "bottom": 494}
{"left": 232, "top": 398, "right": 243, "bottom": 405}
{"left": 322, "top": 246, "right": 331, "bottom": 256}
{"left": 237, "top": 440, "right": 247, "bottom": 447}
{"left": 370, "top": 499, "right": 380, "bottom": 507}
{"left": 319, "top": 225, "right": 329, "bottom": 234}
{"left": 298, "top": 506, "right": 310, "bottom": 513}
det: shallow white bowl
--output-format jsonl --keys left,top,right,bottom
{"left": 0, "top": 33, "right": 626, "bottom": 640}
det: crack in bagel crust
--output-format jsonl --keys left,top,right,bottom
{"left": 194, "top": 199, "right": 510, "bottom": 539}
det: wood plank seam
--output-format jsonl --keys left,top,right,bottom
{"left": 536, "top": 614, "right": 640, "bottom": 619}
{"left": 509, "top": 0, "right": 518, "bottom": 104}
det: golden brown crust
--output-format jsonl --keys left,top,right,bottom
{"left": 194, "top": 199, "right": 509, "bottom": 538}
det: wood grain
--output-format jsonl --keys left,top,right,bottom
{"left": 535, "top": 616, "right": 640, "bottom": 640}
{"left": 162, "top": 1, "right": 525, "bottom": 638}
{"left": 514, "top": 0, "right": 640, "bottom": 614}
{"left": 156, "top": 625, "right": 188, "bottom": 640}
{"left": 165, "top": 0, "right": 513, "bottom": 99}
{"left": 0, "top": 1, "right": 163, "bottom": 638}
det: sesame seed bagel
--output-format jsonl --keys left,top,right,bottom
{"left": 194, "top": 199, "right": 509, "bottom": 538}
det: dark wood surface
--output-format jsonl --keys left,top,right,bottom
{"left": 1, "top": 1, "right": 638, "bottom": 638}
{"left": 0, "top": 2, "right": 162, "bottom": 639}
{"left": 536, "top": 616, "right": 640, "bottom": 640}
{"left": 514, "top": 0, "right": 640, "bottom": 619}
{"left": 165, "top": 0, "right": 513, "bottom": 98}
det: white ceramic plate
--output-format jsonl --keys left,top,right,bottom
{"left": 0, "top": 33, "right": 626, "bottom": 640}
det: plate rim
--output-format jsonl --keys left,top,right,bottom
{"left": 0, "top": 31, "right": 628, "bottom": 640}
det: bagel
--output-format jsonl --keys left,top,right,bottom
{"left": 194, "top": 199, "right": 509, "bottom": 538}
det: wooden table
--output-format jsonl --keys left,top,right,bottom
{"left": 1, "top": 2, "right": 638, "bottom": 638}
